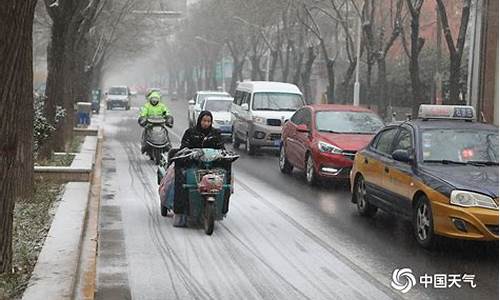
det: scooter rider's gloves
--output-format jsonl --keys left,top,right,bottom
{"left": 138, "top": 117, "right": 147, "bottom": 127}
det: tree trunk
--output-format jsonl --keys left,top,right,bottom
{"left": 448, "top": 56, "right": 462, "bottom": 104}
{"left": 406, "top": 0, "right": 426, "bottom": 116}
{"left": 436, "top": 0, "right": 471, "bottom": 105}
{"left": 250, "top": 55, "right": 263, "bottom": 81}
{"left": 229, "top": 57, "right": 245, "bottom": 95}
{"left": 377, "top": 58, "right": 388, "bottom": 118}
{"left": 39, "top": 21, "right": 67, "bottom": 159}
{"left": 268, "top": 50, "right": 279, "bottom": 81}
{"left": 0, "top": 0, "right": 37, "bottom": 273}
{"left": 281, "top": 40, "right": 293, "bottom": 82}
{"left": 292, "top": 51, "right": 304, "bottom": 86}
{"left": 301, "top": 46, "right": 316, "bottom": 104}
{"left": 326, "top": 59, "right": 336, "bottom": 103}
{"left": 338, "top": 60, "right": 357, "bottom": 103}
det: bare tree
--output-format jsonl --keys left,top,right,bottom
{"left": 401, "top": 0, "right": 426, "bottom": 116}
{"left": 350, "top": 0, "right": 403, "bottom": 114}
{"left": 436, "top": 0, "right": 471, "bottom": 104}
{"left": 302, "top": 4, "right": 339, "bottom": 103}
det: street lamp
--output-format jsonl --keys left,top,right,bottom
{"left": 353, "top": 18, "right": 362, "bottom": 106}
{"left": 194, "top": 36, "right": 226, "bottom": 92}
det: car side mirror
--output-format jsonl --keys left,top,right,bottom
{"left": 297, "top": 124, "right": 310, "bottom": 133}
{"left": 392, "top": 149, "right": 412, "bottom": 163}
{"left": 188, "top": 100, "right": 195, "bottom": 105}
{"left": 241, "top": 103, "right": 249, "bottom": 111}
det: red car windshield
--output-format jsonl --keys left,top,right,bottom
{"left": 316, "top": 111, "right": 384, "bottom": 134}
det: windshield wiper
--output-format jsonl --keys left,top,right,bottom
{"left": 423, "top": 160, "right": 467, "bottom": 165}
{"left": 466, "top": 160, "right": 499, "bottom": 166}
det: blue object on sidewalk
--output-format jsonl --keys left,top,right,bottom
{"left": 78, "top": 112, "right": 90, "bottom": 126}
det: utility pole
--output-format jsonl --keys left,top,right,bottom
{"left": 435, "top": 3, "right": 443, "bottom": 105}
{"left": 221, "top": 46, "right": 226, "bottom": 92}
{"left": 353, "top": 18, "right": 362, "bottom": 106}
{"left": 466, "top": 0, "right": 481, "bottom": 106}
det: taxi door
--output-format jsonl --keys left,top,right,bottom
{"left": 382, "top": 126, "right": 416, "bottom": 218}
{"left": 362, "top": 127, "right": 398, "bottom": 207}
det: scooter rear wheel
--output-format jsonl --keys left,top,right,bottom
{"left": 204, "top": 202, "right": 215, "bottom": 235}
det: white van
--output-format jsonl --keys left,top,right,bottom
{"left": 231, "top": 81, "right": 305, "bottom": 155}
{"left": 106, "top": 85, "right": 131, "bottom": 110}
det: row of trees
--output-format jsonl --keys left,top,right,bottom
{"left": 164, "top": 0, "right": 471, "bottom": 117}
{"left": 0, "top": 0, "right": 157, "bottom": 273}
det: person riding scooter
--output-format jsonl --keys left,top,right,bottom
{"left": 138, "top": 91, "right": 171, "bottom": 154}
{"left": 173, "top": 111, "right": 226, "bottom": 227}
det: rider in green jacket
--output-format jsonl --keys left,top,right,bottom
{"left": 138, "top": 91, "right": 170, "bottom": 122}
{"left": 138, "top": 91, "right": 171, "bottom": 153}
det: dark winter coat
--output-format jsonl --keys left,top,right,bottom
{"left": 180, "top": 111, "right": 225, "bottom": 149}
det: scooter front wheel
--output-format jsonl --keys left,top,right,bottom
{"left": 204, "top": 201, "right": 215, "bottom": 235}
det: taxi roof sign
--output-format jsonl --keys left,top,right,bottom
{"left": 418, "top": 105, "right": 476, "bottom": 121}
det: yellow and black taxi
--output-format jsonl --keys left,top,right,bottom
{"left": 350, "top": 105, "right": 498, "bottom": 248}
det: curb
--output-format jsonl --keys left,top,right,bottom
{"left": 22, "top": 182, "right": 91, "bottom": 300}
{"left": 23, "top": 123, "right": 102, "bottom": 300}
{"left": 34, "top": 136, "right": 97, "bottom": 182}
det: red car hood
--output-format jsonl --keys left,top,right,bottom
{"left": 317, "top": 132, "right": 374, "bottom": 151}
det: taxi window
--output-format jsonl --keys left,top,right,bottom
{"left": 372, "top": 128, "right": 398, "bottom": 155}
{"left": 393, "top": 128, "right": 413, "bottom": 152}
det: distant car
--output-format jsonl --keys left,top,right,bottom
{"left": 350, "top": 105, "right": 499, "bottom": 248}
{"left": 231, "top": 81, "right": 306, "bottom": 155}
{"left": 200, "top": 96, "right": 234, "bottom": 138}
{"left": 106, "top": 86, "right": 131, "bottom": 110}
{"left": 188, "top": 91, "right": 230, "bottom": 127}
{"left": 279, "top": 104, "right": 384, "bottom": 185}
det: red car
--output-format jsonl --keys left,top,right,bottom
{"left": 279, "top": 104, "right": 384, "bottom": 185}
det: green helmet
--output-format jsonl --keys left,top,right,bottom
{"left": 147, "top": 91, "right": 161, "bottom": 105}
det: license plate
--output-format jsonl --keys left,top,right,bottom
{"left": 273, "top": 140, "right": 281, "bottom": 146}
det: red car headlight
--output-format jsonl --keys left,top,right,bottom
{"left": 318, "top": 141, "right": 343, "bottom": 154}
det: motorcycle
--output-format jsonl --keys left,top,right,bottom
{"left": 141, "top": 115, "right": 174, "bottom": 165}
{"left": 160, "top": 147, "right": 239, "bottom": 235}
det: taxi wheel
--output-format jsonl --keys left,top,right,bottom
{"left": 305, "top": 154, "right": 318, "bottom": 186}
{"left": 355, "top": 176, "right": 377, "bottom": 217}
{"left": 414, "top": 196, "right": 436, "bottom": 249}
{"left": 279, "top": 145, "right": 293, "bottom": 174}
